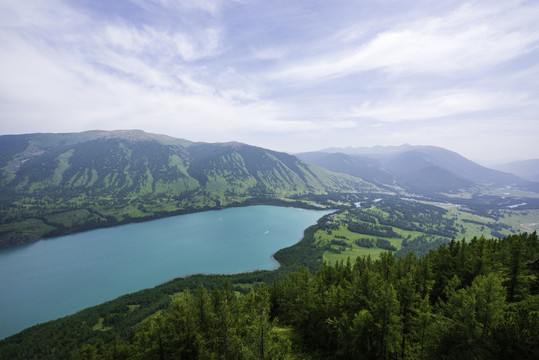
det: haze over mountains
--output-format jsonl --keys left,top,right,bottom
{"left": 491, "top": 159, "right": 539, "bottom": 182}
{"left": 298, "top": 145, "right": 539, "bottom": 194}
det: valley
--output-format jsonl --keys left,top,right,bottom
{"left": 0, "top": 130, "right": 538, "bottom": 359}
{"left": 2, "top": 131, "right": 538, "bottom": 252}
{"left": 292, "top": 194, "right": 536, "bottom": 263}
{"left": 3, "top": 0, "right": 539, "bottom": 357}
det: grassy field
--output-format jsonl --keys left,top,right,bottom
{"left": 441, "top": 206, "right": 502, "bottom": 238}
{"left": 323, "top": 245, "right": 390, "bottom": 263}
{"left": 498, "top": 209, "right": 539, "bottom": 232}
{"left": 317, "top": 199, "right": 537, "bottom": 264}
{"left": 91, "top": 318, "right": 112, "bottom": 332}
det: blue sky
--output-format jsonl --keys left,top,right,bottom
{"left": 1, "top": 0, "right": 538, "bottom": 164}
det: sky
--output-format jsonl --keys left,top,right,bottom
{"left": 1, "top": 0, "right": 538, "bottom": 164}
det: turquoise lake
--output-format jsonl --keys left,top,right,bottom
{"left": 0, "top": 205, "right": 331, "bottom": 339}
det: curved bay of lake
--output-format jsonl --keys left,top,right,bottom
{"left": 0, "top": 205, "right": 331, "bottom": 339}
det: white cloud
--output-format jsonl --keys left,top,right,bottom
{"left": 132, "top": 0, "right": 223, "bottom": 16}
{"left": 0, "top": 0, "right": 225, "bottom": 97}
{"left": 344, "top": 90, "right": 531, "bottom": 122}
{"left": 274, "top": 2, "right": 539, "bottom": 82}
{"left": 1, "top": 0, "right": 538, "bottom": 161}
{"left": 103, "top": 24, "right": 221, "bottom": 62}
{"left": 0, "top": 0, "right": 82, "bottom": 30}
{"left": 0, "top": 27, "right": 316, "bottom": 142}
{"left": 251, "top": 46, "right": 289, "bottom": 61}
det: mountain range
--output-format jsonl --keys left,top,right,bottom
{"left": 0, "top": 130, "right": 372, "bottom": 248}
{"left": 297, "top": 145, "right": 539, "bottom": 194}
{"left": 491, "top": 159, "right": 539, "bottom": 182}
{"left": 1, "top": 130, "right": 538, "bottom": 248}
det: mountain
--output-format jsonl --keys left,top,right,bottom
{"left": 296, "top": 152, "right": 396, "bottom": 188}
{"left": 0, "top": 130, "right": 375, "bottom": 248}
{"left": 298, "top": 145, "right": 539, "bottom": 194}
{"left": 491, "top": 159, "right": 539, "bottom": 182}
{"left": 380, "top": 149, "right": 475, "bottom": 193}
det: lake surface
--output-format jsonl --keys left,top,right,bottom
{"left": 0, "top": 205, "right": 331, "bottom": 339}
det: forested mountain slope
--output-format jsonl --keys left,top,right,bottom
{"left": 0, "top": 130, "right": 375, "bottom": 248}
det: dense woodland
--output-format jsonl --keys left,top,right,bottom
{"left": 65, "top": 232, "right": 538, "bottom": 360}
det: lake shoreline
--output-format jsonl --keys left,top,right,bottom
{"left": 1, "top": 197, "right": 333, "bottom": 250}
{"left": 0, "top": 205, "right": 333, "bottom": 339}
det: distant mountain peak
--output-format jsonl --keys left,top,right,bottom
{"left": 491, "top": 159, "right": 539, "bottom": 182}
{"left": 298, "top": 144, "right": 539, "bottom": 195}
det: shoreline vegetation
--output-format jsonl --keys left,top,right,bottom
{"left": 0, "top": 205, "right": 334, "bottom": 339}
{"left": 0, "top": 196, "right": 338, "bottom": 249}
{"left": 0, "top": 211, "right": 335, "bottom": 349}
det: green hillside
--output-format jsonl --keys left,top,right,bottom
{"left": 0, "top": 130, "right": 376, "bottom": 248}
